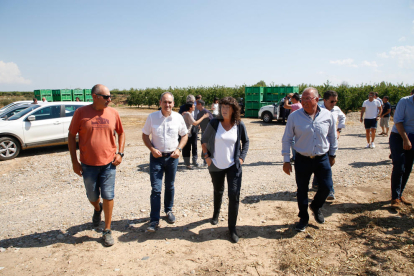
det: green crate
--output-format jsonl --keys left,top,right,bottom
{"left": 245, "top": 109, "right": 259, "bottom": 118}
{"left": 246, "top": 101, "right": 260, "bottom": 109}
{"left": 264, "top": 93, "right": 287, "bottom": 102}
{"left": 83, "top": 89, "right": 92, "bottom": 102}
{"left": 72, "top": 89, "right": 84, "bottom": 101}
{"left": 52, "top": 89, "right": 72, "bottom": 101}
{"left": 245, "top": 94, "right": 263, "bottom": 101}
{"left": 245, "top": 87, "right": 264, "bottom": 95}
{"left": 34, "top": 89, "right": 53, "bottom": 102}
{"left": 260, "top": 102, "right": 273, "bottom": 108}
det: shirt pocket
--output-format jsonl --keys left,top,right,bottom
{"left": 316, "top": 120, "right": 330, "bottom": 137}
{"left": 167, "top": 125, "right": 179, "bottom": 137}
{"left": 151, "top": 125, "right": 163, "bottom": 136}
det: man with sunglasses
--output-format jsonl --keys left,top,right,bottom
{"left": 312, "top": 90, "right": 346, "bottom": 200}
{"left": 360, "top": 92, "right": 382, "bottom": 149}
{"left": 282, "top": 87, "right": 337, "bottom": 232}
{"left": 68, "top": 84, "right": 125, "bottom": 247}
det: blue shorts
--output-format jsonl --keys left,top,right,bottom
{"left": 364, "top": 118, "right": 377, "bottom": 129}
{"left": 81, "top": 162, "right": 116, "bottom": 202}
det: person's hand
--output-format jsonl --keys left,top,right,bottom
{"left": 329, "top": 156, "right": 335, "bottom": 167}
{"left": 283, "top": 162, "right": 292, "bottom": 175}
{"left": 203, "top": 113, "right": 209, "bottom": 119}
{"left": 337, "top": 131, "right": 341, "bottom": 139}
{"left": 403, "top": 138, "right": 412, "bottom": 151}
{"left": 376, "top": 116, "right": 380, "bottom": 121}
{"left": 205, "top": 157, "right": 212, "bottom": 166}
{"left": 287, "top": 93, "right": 293, "bottom": 98}
{"left": 171, "top": 149, "right": 181, "bottom": 159}
{"left": 72, "top": 161, "right": 82, "bottom": 176}
{"left": 151, "top": 148, "right": 162, "bottom": 158}
{"left": 360, "top": 118, "right": 363, "bottom": 123}
{"left": 239, "top": 158, "right": 244, "bottom": 165}
{"left": 112, "top": 154, "right": 122, "bottom": 166}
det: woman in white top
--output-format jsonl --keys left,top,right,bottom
{"left": 211, "top": 97, "right": 219, "bottom": 117}
{"left": 201, "top": 97, "right": 249, "bottom": 243}
{"left": 182, "top": 102, "right": 209, "bottom": 169}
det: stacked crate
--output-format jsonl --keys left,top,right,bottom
{"left": 83, "top": 89, "right": 92, "bottom": 102}
{"left": 34, "top": 89, "right": 53, "bottom": 102}
{"left": 244, "top": 86, "right": 300, "bottom": 118}
{"left": 72, "top": 89, "right": 84, "bottom": 101}
{"left": 52, "top": 89, "right": 72, "bottom": 101}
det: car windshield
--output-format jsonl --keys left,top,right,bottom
{"left": 7, "top": 105, "right": 40, "bottom": 120}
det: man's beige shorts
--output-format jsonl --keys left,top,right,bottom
{"left": 380, "top": 117, "right": 390, "bottom": 128}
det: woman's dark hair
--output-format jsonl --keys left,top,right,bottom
{"left": 183, "top": 102, "right": 194, "bottom": 112}
{"left": 218, "top": 96, "right": 241, "bottom": 125}
{"left": 214, "top": 97, "right": 219, "bottom": 103}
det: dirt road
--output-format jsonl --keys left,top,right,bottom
{"left": 0, "top": 107, "right": 413, "bottom": 275}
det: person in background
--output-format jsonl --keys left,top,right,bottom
{"left": 42, "top": 97, "right": 48, "bottom": 102}
{"left": 178, "top": 95, "right": 195, "bottom": 115}
{"left": 142, "top": 92, "right": 188, "bottom": 232}
{"left": 379, "top": 96, "right": 391, "bottom": 136}
{"left": 201, "top": 96, "right": 249, "bottom": 243}
{"left": 182, "top": 102, "right": 209, "bottom": 169}
{"left": 284, "top": 93, "right": 302, "bottom": 162}
{"left": 75, "top": 97, "right": 81, "bottom": 102}
{"left": 32, "top": 98, "right": 38, "bottom": 104}
{"left": 374, "top": 92, "right": 383, "bottom": 106}
{"left": 194, "top": 95, "right": 202, "bottom": 120}
{"left": 196, "top": 100, "right": 214, "bottom": 166}
{"left": 360, "top": 92, "right": 382, "bottom": 149}
{"left": 68, "top": 84, "right": 125, "bottom": 247}
{"left": 312, "top": 90, "right": 346, "bottom": 201}
{"left": 282, "top": 87, "right": 337, "bottom": 232}
{"left": 211, "top": 97, "right": 219, "bottom": 118}
{"left": 389, "top": 91, "right": 414, "bottom": 209}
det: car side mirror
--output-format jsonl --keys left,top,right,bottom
{"left": 27, "top": 115, "right": 36, "bottom": 121}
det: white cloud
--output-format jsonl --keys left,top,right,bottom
{"left": 388, "top": 46, "right": 414, "bottom": 68}
{"left": 360, "top": 61, "right": 379, "bottom": 67}
{"left": 377, "top": 52, "right": 389, "bottom": 58}
{"left": 0, "top": 61, "right": 31, "bottom": 84}
{"left": 330, "top": 58, "right": 358, "bottom": 67}
{"left": 399, "top": 36, "right": 406, "bottom": 42}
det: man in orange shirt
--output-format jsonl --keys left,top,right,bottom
{"left": 68, "top": 84, "right": 125, "bottom": 247}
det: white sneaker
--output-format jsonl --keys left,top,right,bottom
{"left": 365, "top": 143, "right": 370, "bottom": 148}
{"left": 370, "top": 142, "right": 375, "bottom": 148}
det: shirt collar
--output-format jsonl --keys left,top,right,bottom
{"left": 158, "top": 110, "right": 172, "bottom": 118}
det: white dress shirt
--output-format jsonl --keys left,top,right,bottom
{"left": 142, "top": 110, "right": 188, "bottom": 153}
{"left": 282, "top": 107, "right": 338, "bottom": 163}
{"left": 320, "top": 103, "right": 346, "bottom": 129}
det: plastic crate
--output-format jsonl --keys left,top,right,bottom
{"left": 52, "top": 89, "right": 72, "bottom": 101}
{"left": 34, "top": 89, "right": 53, "bottom": 102}
{"left": 260, "top": 102, "right": 273, "bottom": 108}
{"left": 72, "top": 89, "right": 84, "bottom": 101}
{"left": 245, "top": 109, "right": 259, "bottom": 118}
{"left": 83, "top": 89, "right": 92, "bottom": 102}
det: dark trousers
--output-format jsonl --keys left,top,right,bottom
{"left": 294, "top": 153, "right": 333, "bottom": 222}
{"left": 183, "top": 134, "right": 197, "bottom": 165}
{"left": 208, "top": 163, "right": 241, "bottom": 229}
{"left": 390, "top": 132, "right": 414, "bottom": 200}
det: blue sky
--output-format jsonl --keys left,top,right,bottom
{"left": 1, "top": 0, "right": 413, "bottom": 91}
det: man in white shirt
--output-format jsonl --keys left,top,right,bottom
{"left": 142, "top": 92, "right": 188, "bottom": 232}
{"left": 360, "top": 92, "right": 382, "bottom": 149}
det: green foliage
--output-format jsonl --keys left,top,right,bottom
{"left": 253, "top": 80, "right": 267, "bottom": 87}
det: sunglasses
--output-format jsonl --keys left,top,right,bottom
{"left": 329, "top": 100, "right": 338, "bottom": 104}
{"left": 95, "top": 94, "right": 111, "bottom": 100}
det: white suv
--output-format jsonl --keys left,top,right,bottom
{"left": 0, "top": 101, "right": 89, "bottom": 161}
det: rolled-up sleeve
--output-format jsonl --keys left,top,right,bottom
{"left": 337, "top": 108, "right": 346, "bottom": 129}
{"left": 281, "top": 117, "right": 294, "bottom": 162}
{"left": 393, "top": 99, "right": 406, "bottom": 124}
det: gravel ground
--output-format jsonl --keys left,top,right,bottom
{"left": 0, "top": 107, "right": 412, "bottom": 275}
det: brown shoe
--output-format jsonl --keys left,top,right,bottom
{"left": 391, "top": 199, "right": 401, "bottom": 209}
{"left": 400, "top": 196, "right": 412, "bottom": 206}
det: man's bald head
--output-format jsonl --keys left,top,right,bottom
{"left": 302, "top": 87, "right": 319, "bottom": 98}
{"left": 92, "top": 84, "right": 109, "bottom": 95}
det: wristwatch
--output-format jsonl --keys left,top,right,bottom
{"left": 177, "top": 147, "right": 182, "bottom": 152}
{"left": 117, "top": 152, "right": 124, "bottom": 158}
{"left": 203, "top": 152, "right": 209, "bottom": 158}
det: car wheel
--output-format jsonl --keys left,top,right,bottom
{"left": 0, "top": 137, "right": 21, "bottom": 161}
{"left": 262, "top": 112, "right": 273, "bottom": 123}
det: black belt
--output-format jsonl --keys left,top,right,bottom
{"left": 297, "top": 152, "right": 326, "bottom": 159}
{"left": 161, "top": 152, "right": 173, "bottom": 157}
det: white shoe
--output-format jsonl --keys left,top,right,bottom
{"left": 370, "top": 142, "right": 375, "bottom": 148}
{"left": 365, "top": 143, "right": 370, "bottom": 148}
